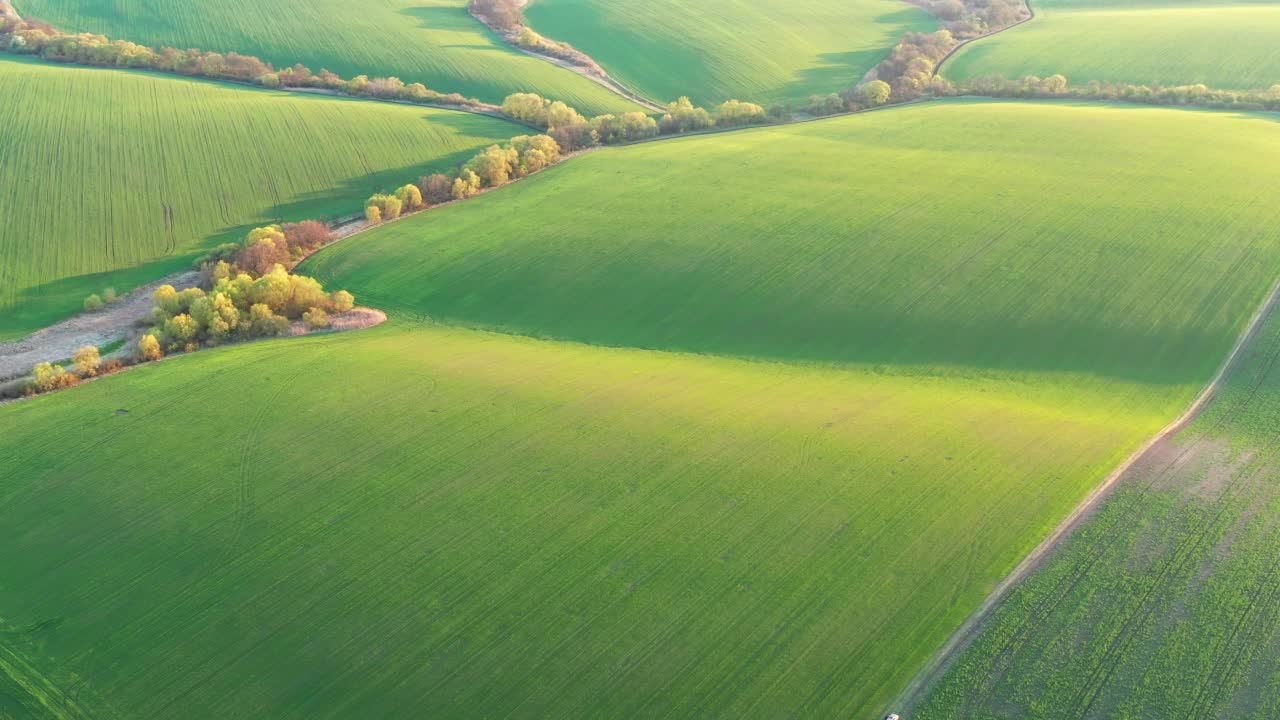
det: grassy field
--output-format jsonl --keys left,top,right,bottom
{"left": 0, "top": 54, "right": 515, "bottom": 341}
{"left": 13, "top": 0, "right": 643, "bottom": 114}
{"left": 0, "top": 321, "right": 1168, "bottom": 719}
{"left": 524, "top": 0, "right": 937, "bottom": 106}
{"left": 308, "top": 100, "right": 1280, "bottom": 386}
{"left": 1, "top": 100, "right": 1278, "bottom": 717}
{"left": 943, "top": 2, "right": 1280, "bottom": 91}
{"left": 914, "top": 295, "right": 1280, "bottom": 718}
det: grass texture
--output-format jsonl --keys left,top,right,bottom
{"left": 524, "top": 0, "right": 937, "bottom": 106}
{"left": 944, "top": 3, "right": 1280, "bottom": 91}
{"left": 0, "top": 54, "right": 515, "bottom": 340}
{"left": 1, "top": 100, "right": 1277, "bottom": 717}
{"left": 916, "top": 295, "right": 1280, "bottom": 718}
{"left": 13, "top": 0, "right": 643, "bottom": 114}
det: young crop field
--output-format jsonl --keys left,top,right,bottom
{"left": 0, "top": 317, "right": 1180, "bottom": 719}
{"left": 523, "top": 0, "right": 937, "bottom": 106}
{"left": 7, "top": 99, "right": 1280, "bottom": 718}
{"left": 13, "top": 0, "right": 643, "bottom": 114}
{"left": 914, "top": 294, "right": 1280, "bottom": 718}
{"left": 0, "top": 54, "right": 516, "bottom": 340}
{"left": 307, "top": 100, "right": 1280, "bottom": 388}
{"left": 943, "top": 2, "right": 1280, "bottom": 91}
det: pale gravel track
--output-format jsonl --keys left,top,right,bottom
{"left": 932, "top": 0, "right": 1037, "bottom": 79}
{"left": 890, "top": 274, "right": 1280, "bottom": 717}
{"left": 0, "top": 271, "right": 200, "bottom": 382}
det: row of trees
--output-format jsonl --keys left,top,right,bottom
{"left": 469, "top": 0, "right": 601, "bottom": 72}
{"left": 502, "top": 93, "right": 765, "bottom": 145}
{"left": 953, "top": 75, "right": 1280, "bottom": 111}
{"left": 197, "top": 221, "right": 332, "bottom": 279}
{"left": 18, "top": 345, "right": 122, "bottom": 398}
{"left": 366, "top": 133, "right": 563, "bottom": 224}
{"left": 912, "top": 0, "right": 1030, "bottom": 39}
{"left": 358, "top": 93, "right": 772, "bottom": 231}
{"left": 0, "top": 16, "right": 491, "bottom": 110}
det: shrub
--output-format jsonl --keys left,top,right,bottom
{"left": 331, "top": 290, "right": 356, "bottom": 313}
{"left": 365, "top": 204, "right": 382, "bottom": 224}
{"left": 30, "top": 362, "right": 78, "bottom": 393}
{"left": 303, "top": 307, "right": 331, "bottom": 329}
{"left": 806, "top": 93, "right": 844, "bottom": 116}
{"left": 83, "top": 293, "right": 104, "bottom": 312}
{"left": 249, "top": 303, "right": 289, "bottom": 337}
{"left": 365, "top": 193, "right": 403, "bottom": 221}
{"left": 163, "top": 313, "right": 200, "bottom": 350}
{"left": 549, "top": 122, "right": 597, "bottom": 151}
{"left": 237, "top": 235, "right": 290, "bottom": 276}
{"left": 418, "top": 173, "right": 454, "bottom": 204}
{"left": 281, "top": 220, "right": 331, "bottom": 253}
{"left": 621, "top": 112, "right": 659, "bottom": 140}
{"left": 153, "top": 284, "right": 181, "bottom": 315}
{"left": 451, "top": 169, "right": 482, "bottom": 200}
{"left": 103, "top": 287, "right": 118, "bottom": 304}
{"left": 716, "top": 100, "right": 766, "bottom": 127}
{"left": 659, "top": 97, "right": 714, "bottom": 134}
{"left": 472, "top": 0, "right": 524, "bottom": 31}
{"left": 73, "top": 345, "right": 101, "bottom": 376}
{"left": 510, "top": 134, "right": 561, "bottom": 173}
{"left": 395, "top": 183, "right": 424, "bottom": 211}
{"left": 859, "top": 80, "right": 892, "bottom": 107}
{"left": 465, "top": 144, "right": 520, "bottom": 186}
{"left": 502, "top": 92, "right": 551, "bottom": 127}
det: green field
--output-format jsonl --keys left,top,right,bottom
{"left": 524, "top": 0, "right": 937, "bottom": 106}
{"left": 915, "top": 295, "right": 1280, "bottom": 718}
{"left": 308, "top": 100, "right": 1280, "bottom": 385}
{"left": 0, "top": 54, "right": 516, "bottom": 340}
{"left": 13, "top": 0, "right": 642, "bottom": 114}
{"left": 4, "top": 100, "right": 1280, "bottom": 717}
{"left": 944, "top": 2, "right": 1280, "bottom": 91}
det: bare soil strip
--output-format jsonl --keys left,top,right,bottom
{"left": 891, "top": 275, "right": 1280, "bottom": 715}
{"left": 0, "top": 271, "right": 200, "bottom": 381}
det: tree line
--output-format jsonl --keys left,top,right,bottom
{"left": 360, "top": 92, "right": 771, "bottom": 228}
{"left": 0, "top": 16, "right": 491, "bottom": 110}
{"left": 469, "top": 0, "right": 602, "bottom": 74}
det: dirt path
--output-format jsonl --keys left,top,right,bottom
{"left": 0, "top": 271, "right": 199, "bottom": 382}
{"left": 472, "top": 0, "right": 666, "bottom": 112}
{"left": 932, "top": 0, "right": 1037, "bottom": 78}
{"left": 891, "top": 274, "right": 1280, "bottom": 715}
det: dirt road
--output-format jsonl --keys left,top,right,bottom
{"left": 0, "top": 272, "right": 199, "bottom": 381}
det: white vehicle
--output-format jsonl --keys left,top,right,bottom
{"left": 884, "top": 715, "right": 900, "bottom": 720}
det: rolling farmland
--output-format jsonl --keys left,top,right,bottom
{"left": 0, "top": 100, "right": 1276, "bottom": 717}
{"left": 0, "top": 320, "right": 1170, "bottom": 718}
{"left": 914, "top": 297, "right": 1280, "bottom": 718}
{"left": 0, "top": 54, "right": 516, "bottom": 340}
{"left": 12, "top": 0, "right": 643, "bottom": 114}
{"left": 943, "top": 1, "right": 1280, "bottom": 91}
{"left": 308, "top": 100, "right": 1280, "bottom": 387}
{"left": 523, "top": 0, "right": 937, "bottom": 106}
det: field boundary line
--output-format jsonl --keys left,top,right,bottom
{"left": 931, "top": 0, "right": 1037, "bottom": 78}
{"left": 0, "top": 639, "right": 97, "bottom": 720}
{"left": 470, "top": 0, "right": 667, "bottom": 112}
{"left": 890, "top": 273, "right": 1280, "bottom": 716}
